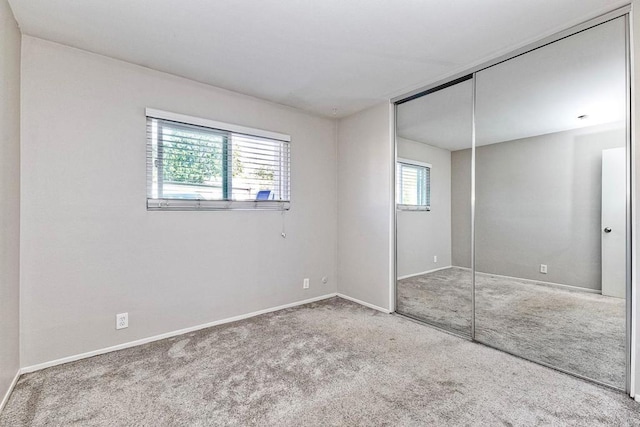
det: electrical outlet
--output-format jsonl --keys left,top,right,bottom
{"left": 116, "top": 313, "right": 128, "bottom": 330}
{"left": 303, "top": 278, "right": 310, "bottom": 289}
{"left": 433, "top": 256, "right": 438, "bottom": 263}
{"left": 540, "top": 264, "right": 548, "bottom": 274}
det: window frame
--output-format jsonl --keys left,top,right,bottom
{"left": 146, "top": 108, "right": 291, "bottom": 211}
{"left": 396, "top": 158, "right": 431, "bottom": 211}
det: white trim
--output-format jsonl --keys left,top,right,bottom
{"left": 396, "top": 205, "right": 431, "bottom": 212}
{"left": 19, "top": 292, "right": 392, "bottom": 375}
{"left": 147, "top": 199, "right": 290, "bottom": 211}
{"left": 397, "top": 158, "right": 432, "bottom": 169}
{"left": 20, "top": 293, "right": 337, "bottom": 374}
{"left": 455, "top": 267, "right": 603, "bottom": 294}
{"left": 629, "top": 4, "right": 637, "bottom": 399}
{"left": 396, "top": 158, "right": 431, "bottom": 210}
{"left": 337, "top": 293, "right": 392, "bottom": 314}
{"left": 397, "top": 265, "right": 453, "bottom": 280}
{"left": 0, "top": 370, "right": 20, "bottom": 413}
{"left": 389, "top": 102, "right": 397, "bottom": 313}
{"left": 145, "top": 108, "right": 291, "bottom": 142}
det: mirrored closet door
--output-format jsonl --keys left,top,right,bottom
{"left": 474, "top": 16, "right": 628, "bottom": 390}
{"left": 395, "top": 78, "right": 473, "bottom": 337}
{"left": 395, "top": 13, "right": 630, "bottom": 391}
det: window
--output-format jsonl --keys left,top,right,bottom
{"left": 146, "top": 109, "right": 290, "bottom": 210}
{"left": 396, "top": 159, "right": 431, "bottom": 210}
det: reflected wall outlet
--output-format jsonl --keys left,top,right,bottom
{"left": 303, "top": 278, "right": 310, "bottom": 289}
{"left": 540, "top": 264, "right": 548, "bottom": 274}
{"left": 433, "top": 256, "right": 438, "bottom": 263}
{"left": 116, "top": 312, "right": 128, "bottom": 329}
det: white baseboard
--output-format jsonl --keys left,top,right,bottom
{"left": 0, "top": 370, "right": 20, "bottom": 413}
{"left": 397, "top": 265, "right": 453, "bottom": 280}
{"left": 470, "top": 269, "right": 602, "bottom": 294}
{"left": 337, "top": 293, "right": 391, "bottom": 314}
{"left": 21, "top": 293, "right": 338, "bottom": 374}
{"left": 20, "top": 292, "right": 392, "bottom": 375}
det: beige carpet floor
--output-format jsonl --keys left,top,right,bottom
{"left": 1, "top": 297, "right": 638, "bottom": 426}
{"left": 397, "top": 267, "right": 626, "bottom": 389}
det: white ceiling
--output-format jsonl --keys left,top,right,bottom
{"left": 397, "top": 80, "right": 473, "bottom": 151}
{"left": 8, "top": 0, "right": 628, "bottom": 118}
{"left": 397, "top": 16, "right": 627, "bottom": 150}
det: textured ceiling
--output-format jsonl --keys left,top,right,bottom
{"left": 8, "top": 0, "right": 629, "bottom": 118}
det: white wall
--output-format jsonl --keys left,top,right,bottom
{"left": 396, "top": 138, "right": 451, "bottom": 278}
{"left": 19, "top": 37, "right": 338, "bottom": 367}
{"left": 451, "top": 124, "right": 625, "bottom": 290}
{"left": 337, "top": 103, "right": 392, "bottom": 311}
{"left": 450, "top": 148, "right": 472, "bottom": 268}
{"left": 9, "top": 5, "right": 640, "bottom": 401}
{"left": 0, "top": 0, "right": 21, "bottom": 406}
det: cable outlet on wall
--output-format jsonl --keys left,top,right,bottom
{"left": 540, "top": 264, "right": 548, "bottom": 274}
{"left": 116, "top": 312, "right": 128, "bottom": 330}
{"left": 303, "top": 278, "right": 310, "bottom": 289}
{"left": 321, "top": 276, "right": 328, "bottom": 284}
{"left": 433, "top": 256, "right": 438, "bottom": 263}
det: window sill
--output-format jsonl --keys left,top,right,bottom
{"left": 147, "top": 198, "right": 291, "bottom": 211}
{"left": 397, "top": 205, "right": 431, "bottom": 211}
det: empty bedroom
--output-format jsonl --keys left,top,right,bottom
{"left": 1, "top": 0, "right": 640, "bottom": 425}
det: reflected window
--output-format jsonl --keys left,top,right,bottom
{"left": 396, "top": 159, "right": 431, "bottom": 210}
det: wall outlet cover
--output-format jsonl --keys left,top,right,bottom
{"left": 116, "top": 312, "right": 128, "bottom": 329}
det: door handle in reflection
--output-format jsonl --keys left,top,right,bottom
{"left": 604, "top": 227, "right": 612, "bottom": 233}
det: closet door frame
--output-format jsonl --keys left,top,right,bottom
{"left": 391, "top": 5, "right": 633, "bottom": 395}
{"left": 393, "top": 74, "right": 473, "bottom": 336}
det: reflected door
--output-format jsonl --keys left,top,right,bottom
{"left": 602, "top": 147, "right": 626, "bottom": 298}
{"left": 474, "top": 16, "right": 628, "bottom": 389}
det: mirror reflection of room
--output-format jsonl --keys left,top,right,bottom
{"left": 396, "top": 79, "right": 473, "bottom": 337}
{"left": 473, "top": 17, "right": 627, "bottom": 389}
{"left": 395, "top": 16, "right": 628, "bottom": 391}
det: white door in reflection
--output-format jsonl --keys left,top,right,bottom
{"left": 602, "top": 147, "right": 626, "bottom": 298}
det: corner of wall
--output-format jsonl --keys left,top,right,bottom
{"left": 336, "top": 102, "right": 393, "bottom": 311}
{"left": 0, "top": 0, "right": 22, "bottom": 411}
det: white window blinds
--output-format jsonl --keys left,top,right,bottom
{"left": 396, "top": 159, "right": 431, "bottom": 210}
{"left": 146, "top": 109, "right": 290, "bottom": 210}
